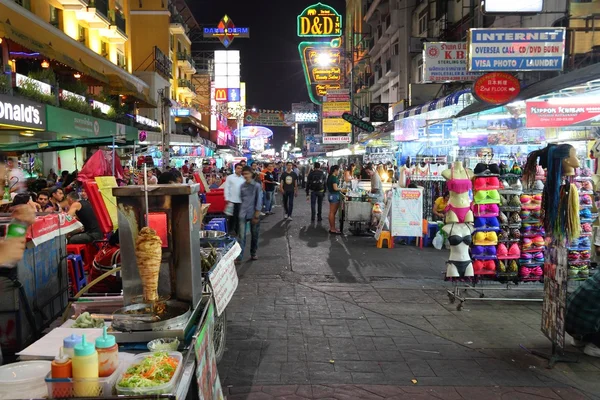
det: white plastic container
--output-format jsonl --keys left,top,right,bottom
{"left": 115, "top": 352, "right": 183, "bottom": 396}
{"left": 0, "top": 361, "right": 51, "bottom": 400}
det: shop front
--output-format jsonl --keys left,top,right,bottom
{"left": 44, "top": 106, "right": 138, "bottom": 172}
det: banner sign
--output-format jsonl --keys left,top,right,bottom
{"left": 423, "top": 42, "right": 480, "bottom": 82}
{"left": 203, "top": 15, "right": 249, "bottom": 48}
{"left": 322, "top": 101, "right": 350, "bottom": 117}
{"left": 391, "top": 188, "right": 424, "bottom": 237}
{"left": 299, "top": 41, "right": 344, "bottom": 104}
{"left": 526, "top": 100, "right": 600, "bottom": 127}
{"left": 473, "top": 72, "right": 521, "bottom": 104}
{"left": 194, "top": 302, "right": 224, "bottom": 400}
{"left": 322, "top": 118, "right": 351, "bottom": 134}
{"left": 467, "top": 28, "right": 566, "bottom": 72}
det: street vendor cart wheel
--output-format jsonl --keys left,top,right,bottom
{"left": 213, "top": 309, "right": 227, "bottom": 363}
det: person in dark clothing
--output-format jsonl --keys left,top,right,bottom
{"left": 279, "top": 162, "right": 298, "bottom": 220}
{"left": 66, "top": 191, "right": 103, "bottom": 244}
{"left": 263, "top": 163, "right": 277, "bottom": 214}
{"left": 305, "top": 162, "right": 326, "bottom": 222}
{"left": 158, "top": 171, "right": 177, "bottom": 184}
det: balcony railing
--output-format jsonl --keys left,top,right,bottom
{"left": 110, "top": 10, "right": 126, "bottom": 35}
{"left": 154, "top": 46, "right": 173, "bottom": 79}
{"left": 178, "top": 79, "right": 195, "bottom": 92}
{"left": 89, "top": 0, "right": 109, "bottom": 20}
{"left": 177, "top": 52, "right": 196, "bottom": 70}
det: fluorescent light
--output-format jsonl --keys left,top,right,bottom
{"left": 546, "top": 97, "right": 599, "bottom": 105}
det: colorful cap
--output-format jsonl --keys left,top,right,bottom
{"left": 74, "top": 334, "right": 96, "bottom": 357}
{"left": 95, "top": 326, "right": 116, "bottom": 349}
{"left": 63, "top": 334, "right": 82, "bottom": 349}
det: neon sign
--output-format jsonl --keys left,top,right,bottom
{"left": 298, "top": 39, "right": 345, "bottom": 104}
{"left": 297, "top": 3, "right": 342, "bottom": 37}
{"left": 203, "top": 15, "right": 250, "bottom": 48}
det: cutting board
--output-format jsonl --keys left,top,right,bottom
{"left": 17, "top": 325, "right": 107, "bottom": 360}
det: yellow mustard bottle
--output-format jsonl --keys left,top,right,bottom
{"left": 72, "top": 334, "right": 99, "bottom": 397}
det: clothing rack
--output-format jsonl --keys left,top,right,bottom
{"left": 406, "top": 177, "right": 447, "bottom": 220}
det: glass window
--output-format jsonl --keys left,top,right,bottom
{"left": 418, "top": 9, "right": 428, "bottom": 35}
{"left": 49, "top": 5, "right": 60, "bottom": 27}
{"left": 78, "top": 25, "right": 87, "bottom": 45}
{"left": 101, "top": 41, "right": 109, "bottom": 58}
{"left": 117, "top": 51, "right": 126, "bottom": 69}
{"left": 170, "top": 34, "right": 174, "bottom": 51}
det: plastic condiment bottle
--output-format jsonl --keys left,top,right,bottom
{"left": 72, "top": 335, "right": 99, "bottom": 397}
{"left": 95, "top": 326, "right": 119, "bottom": 377}
{"left": 51, "top": 348, "right": 72, "bottom": 398}
{"left": 63, "top": 334, "right": 82, "bottom": 359}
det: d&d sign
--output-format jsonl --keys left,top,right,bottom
{"left": 297, "top": 3, "right": 342, "bottom": 37}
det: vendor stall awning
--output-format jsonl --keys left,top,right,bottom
{"left": 107, "top": 75, "right": 157, "bottom": 108}
{"left": 0, "top": 20, "right": 108, "bottom": 84}
{"left": 0, "top": 136, "right": 131, "bottom": 153}
{"left": 456, "top": 63, "right": 600, "bottom": 118}
{"left": 396, "top": 89, "right": 473, "bottom": 121}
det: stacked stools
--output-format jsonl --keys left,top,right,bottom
{"left": 441, "top": 162, "right": 475, "bottom": 279}
{"left": 470, "top": 164, "right": 502, "bottom": 277}
{"left": 67, "top": 254, "right": 86, "bottom": 296}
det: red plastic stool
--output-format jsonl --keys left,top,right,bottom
{"left": 67, "top": 254, "right": 86, "bottom": 295}
{"left": 67, "top": 243, "right": 97, "bottom": 272}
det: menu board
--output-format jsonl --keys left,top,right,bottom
{"left": 208, "top": 243, "right": 241, "bottom": 316}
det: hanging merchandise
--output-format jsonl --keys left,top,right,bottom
{"left": 471, "top": 161, "right": 502, "bottom": 276}
{"left": 568, "top": 166, "right": 595, "bottom": 280}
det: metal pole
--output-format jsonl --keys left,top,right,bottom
{"left": 350, "top": 29, "right": 355, "bottom": 144}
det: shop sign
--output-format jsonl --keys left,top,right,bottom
{"left": 60, "top": 89, "right": 85, "bottom": 103}
{"left": 292, "top": 102, "right": 314, "bottom": 114}
{"left": 525, "top": 100, "right": 600, "bottom": 127}
{"left": 473, "top": 72, "right": 520, "bottom": 104}
{"left": 322, "top": 118, "right": 351, "bottom": 134}
{"left": 46, "top": 105, "right": 137, "bottom": 141}
{"left": 244, "top": 111, "right": 293, "bottom": 127}
{"left": 203, "top": 15, "right": 249, "bottom": 48}
{"left": 214, "top": 88, "right": 228, "bottom": 103}
{"left": 15, "top": 73, "right": 51, "bottom": 95}
{"left": 483, "top": 0, "right": 543, "bottom": 14}
{"left": 135, "top": 115, "right": 160, "bottom": 129}
{"left": 0, "top": 93, "right": 46, "bottom": 130}
{"left": 467, "top": 28, "right": 566, "bottom": 72}
{"left": 544, "top": 127, "right": 596, "bottom": 142}
{"left": 423, "top": 42, "right": 481, "bottom": 82}
{"left": 393, "top": 119, "right": 421, "bottom": 142}
{"left": 212, "top": 88, "right": 240, "bottom": 103}
{"left": 297, "top": 3, "right": 342, "bottom": 37}
{"left": 322, "top": 101, "right": 350, "bottom": 117}
{"left": 295, "top": 112, "right": 319, "bottom": 122}
{"left": 370, "top": 103, "right": 389, "bottom": 123}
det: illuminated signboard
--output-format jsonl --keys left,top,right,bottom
{"left": 203, "top": 15, "right": 250, "bottom": 48}
{"left": 215, "top": 88, "right": 228, "bottom": 103}
{"left": 297, "top": 3, "right": 342, "bottom": 37}
{"left": 299, "top": 40, "right": 345, "bottom": 104}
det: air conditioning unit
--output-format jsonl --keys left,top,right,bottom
{"left": 409, "top": 37, "right": 423, "bottom": 54}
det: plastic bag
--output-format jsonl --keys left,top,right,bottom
{"left": 433, "top": 231, "right": 444, "bottom": 250}
{"left": 224, "top": 202, "right": 234, "bottom": 216}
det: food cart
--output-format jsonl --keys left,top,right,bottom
{"left": 4, "top": 184, "right": 238, "bottom": 400}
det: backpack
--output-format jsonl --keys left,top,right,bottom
{"left": 309, "top": 170, "right": 325, "bottom": 191}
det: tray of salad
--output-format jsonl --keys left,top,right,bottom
{"left": 115, "top": 352, "right": 182, "bottom": 395}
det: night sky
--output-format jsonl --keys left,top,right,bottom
{"left": 188, "top": 0, "right": 346, "bottom": 149}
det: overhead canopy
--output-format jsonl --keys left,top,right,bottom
{"left": 107, "top": 74, "right": 157, "bottom": 108}
{"left": 456, "top": 63, "right": 600, "bottom": 118}
{"left": 397, "top": 89, "right": 473, "bottom": 121}
{"left": 0, "top": 136, "right": 130, "bottom": 153}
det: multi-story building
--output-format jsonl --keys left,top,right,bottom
{"left": 358, "top": 0, "right": 600, "bottom": 122}
{"left": 0, "top": 0, "right": 156, "bottom": 171}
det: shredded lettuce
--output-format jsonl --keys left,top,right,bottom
{"left": 118, "top": 352, "right": 179, "bottom": 388}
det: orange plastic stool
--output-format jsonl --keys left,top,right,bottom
{"left": 377, "top": 231, "right": 394, "bottom": 249}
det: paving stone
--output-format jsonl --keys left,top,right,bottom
{"left": 407, "top": 360, "right": 436, "bottom": 377}
{"left": 323, "top": 325, "right": 353, "bottom": 338}
{"left": 349, "top": 291, "right": 385, "bottom": 303}
{"left": 358, "top": 350, "right": 403, "bottom": 361}
{"left": 333, "top": 361, "right": 382, "bottom": 373}
{"left": 372, "top": 337, "right": 397, "bottom": 350}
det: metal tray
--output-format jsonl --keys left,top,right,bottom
{"left": 111, "top": 300, "right": 191, "bottom": 332}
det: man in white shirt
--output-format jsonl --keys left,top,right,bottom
{"left": 224, "top": 163, "right": 245, "bottom": 235}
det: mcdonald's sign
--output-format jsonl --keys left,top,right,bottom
{"left": 297, "top": 3, "right": 342, "bottom": 37}
{"left": 215, "top": 88, "right": 228, "bottom": 102}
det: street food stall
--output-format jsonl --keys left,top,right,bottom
{"left": 2, "top": 183, "right": 239, "bottom": 400}
{"left": 339, "top": 179, "right": 391, "bottom": 235}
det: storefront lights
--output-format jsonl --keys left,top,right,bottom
{"left": 41, "top": 60, "right": 49, "bottom": 69}
{"left": 73, "top": 72, "right": 81, "bottom": 79}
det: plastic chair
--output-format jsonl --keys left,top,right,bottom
{"left": 67, "top": 254, "right": 86, "bottom": 295}
{"left": 67, "top": 244, "right": 95, "bottom": 272}
{"left": 377, "top": 231, "right": 394, "bottom": 249}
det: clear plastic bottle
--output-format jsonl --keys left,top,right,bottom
{"left": 72, "top": 335, "right": 99, "bottom": 397}
{"left": 95, "top": 327, "right": 118, "bottom": 377}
